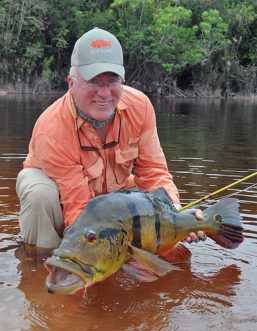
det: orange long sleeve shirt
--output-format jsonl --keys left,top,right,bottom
{"left": 24, "top": 86, "right": 180, "bottom": 226}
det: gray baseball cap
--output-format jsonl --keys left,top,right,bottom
{"left": 71, "top": 27, "right": 125, "bottom": 80}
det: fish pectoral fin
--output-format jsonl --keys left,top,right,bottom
{"left": 160, "top": 243, "right": 192, "bottom": 264}
{"left": 128, "top": 244, "right": 180, "bottom": 277}
{"left": 121, "top": 259, "right": 158, "bottom": 282}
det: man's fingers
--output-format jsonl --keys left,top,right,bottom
{"left": 183, "top": 231, "right": 207, "bottom": 243}
{"left": 195, "top": 209, "right": 203, "bottom": 220}
{"left": 197, "top": 231, "right": 207, "bottom": 241}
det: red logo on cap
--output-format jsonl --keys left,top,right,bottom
{"left": 90, "top": 40, "right": 112, "bottom": 48}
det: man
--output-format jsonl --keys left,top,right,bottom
{"left": 16, "top": 28, "right": 204, "bottom": 249}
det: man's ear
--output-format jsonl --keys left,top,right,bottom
{"left": 67, "top": 76, "right": 74, "bottom": 90}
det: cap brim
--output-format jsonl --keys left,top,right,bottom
{"left": 76, "top": 63, "right": 125, "bottom": 81}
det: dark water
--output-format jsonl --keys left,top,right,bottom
{"left": 0, "top": 94, "right": 256, "bottom": 331}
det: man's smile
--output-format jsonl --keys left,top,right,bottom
{"left": 95, "top": 101, "right": 112, "bottom": 106}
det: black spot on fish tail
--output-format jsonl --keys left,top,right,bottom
{"left": 154, "top": 212, "right": 161, "bottom": 249}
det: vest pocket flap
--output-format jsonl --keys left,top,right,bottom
{"left": 128, "top": 137, "right": 140, "bottom": 146}
{"left": 85, "top": 157, "right": 104, "bottom": 179}
{"left": 115, "top": 147, "right": 138, "bottom": 164}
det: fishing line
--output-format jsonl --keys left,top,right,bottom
{"left": 220, "top": 183, "right": 257, "bottom": 200}
{"left": 198, "top": 182, "right": 257, "bottom": 206}
{"left": 179, "top": 171, "right": 257, "bottom": 211}
{"left": 82, "top": 288, "right": 88, "bottom": 302}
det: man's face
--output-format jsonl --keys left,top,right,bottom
{"left": 68, "top": 71, "right": 123, "bottom": 121}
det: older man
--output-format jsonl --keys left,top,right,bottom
{"left": 16, "top": 28, "right": 203, "bottom": 249}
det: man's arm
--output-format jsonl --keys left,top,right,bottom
{"left": 132, "top": 95, "right": 205, "bottom": 242}
{"left": 133, "top": 95, "right": 180, "bottom": 204}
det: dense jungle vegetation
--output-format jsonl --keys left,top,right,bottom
{"left": 0, "top": 0, "right": 256, "bottom": 96}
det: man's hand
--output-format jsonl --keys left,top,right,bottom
{"left": 182, "top": 208, "right": 207, "bottom": 243}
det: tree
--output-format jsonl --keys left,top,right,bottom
{"left": 0, "top": 0, "right": 256, "bottom": 95}
{"left": 0, "top": 0, "right": 47, "bottom": 88}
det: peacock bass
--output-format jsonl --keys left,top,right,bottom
{"left": 44, "top": 188, "right": 244, "bottom": 295}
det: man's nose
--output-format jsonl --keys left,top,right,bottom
{"left": 97, "top": 83, "right": 112, "bottom": 96}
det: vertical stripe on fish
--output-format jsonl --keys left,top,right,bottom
{"left": 154, "top": 212, "right": 161, "bottom": 249}
{"left": 127, "top": 200, "right": 142, "bottom": 248}
{"left": 132, "top": 215, "right": 142, "bottom": 248}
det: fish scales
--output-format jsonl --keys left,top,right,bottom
{"left": 45, "top": 188, "right": 244, "bottom": 294}
{"left": 120, "top": 191, "right": 177, "bottom": 254}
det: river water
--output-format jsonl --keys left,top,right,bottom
{"left": 0, "top": 94, "right": 256, "bottom": 331}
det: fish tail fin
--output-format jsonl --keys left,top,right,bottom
{"left": 204, "top": 198, "right": 244, "bottom": 249}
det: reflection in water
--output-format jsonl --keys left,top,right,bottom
{"left": 14, "top": 243, "right": 241, "bottom": 331}
{"left": 0, "top": 95, "right": 257, "bottom": 330}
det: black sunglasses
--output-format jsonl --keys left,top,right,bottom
{"left": 75, "top": 112, "right": 121, "bottom": 151}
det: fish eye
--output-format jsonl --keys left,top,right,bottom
{"left": 85, "top": 231, "right": 97, "bottom": 242}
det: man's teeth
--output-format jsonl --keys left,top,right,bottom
{"left": 96, "top": 101, "right": 109, "bottom": 106}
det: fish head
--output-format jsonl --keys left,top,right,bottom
{"left": 44, "top": 218, "right": 129, "bottom": 295}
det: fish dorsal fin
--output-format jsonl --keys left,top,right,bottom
{"left": 128, "top": 244, "right": 180, "bottom": 277}
{"left": 147, "top": 187, "right": 178, "bottom": 213}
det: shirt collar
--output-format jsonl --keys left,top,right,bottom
{"left": 68, "top": 91, "right": 121, "bottom": 131}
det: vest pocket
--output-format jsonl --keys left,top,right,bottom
{"left": 114, "top": 146, "right": 138, "bottom": 184}
{"left": 84, "top": 157, "right": 104, "bottom": 179}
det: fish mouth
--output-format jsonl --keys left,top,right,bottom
{"left": 44, "top": 255, "right": 95, "bottom": 295}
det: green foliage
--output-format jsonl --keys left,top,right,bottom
{"left": 0, "top": 0, "right": 256, "bottom": 95}
{"left": 0, "top": 0, "right": 47, "bottom": 84}
{"left": 151, "top": 5, "right": 201, "bottom": 73}
{"left": 42, "top": 56, "right": 55, "bottom": 80}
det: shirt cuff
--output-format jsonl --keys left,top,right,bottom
{"left": 174, "top": 203, "right": 182, "bottom": 211}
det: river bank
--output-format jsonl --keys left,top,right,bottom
{"left": 1, "top": 87, "right": 256, "bottom": 99}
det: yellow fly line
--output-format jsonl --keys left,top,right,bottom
{"left": 178, "top": 171, "right": 257, "bottom": 212}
